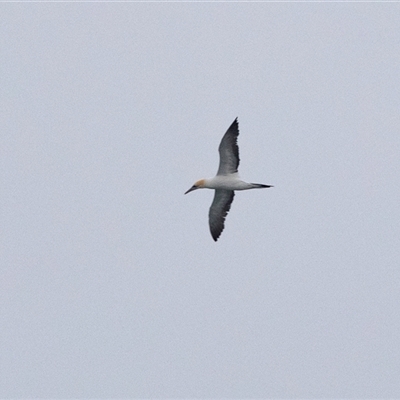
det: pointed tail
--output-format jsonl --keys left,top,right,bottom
{"left": 251, "top": 183, "right": 273, "bottom": 189}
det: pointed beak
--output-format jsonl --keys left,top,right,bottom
{"left": 185, "top": 185, "right": 197, "bottom": 195}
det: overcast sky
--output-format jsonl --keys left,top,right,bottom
{"left": 1, "top": 3, "right": 400, "bottom": 398}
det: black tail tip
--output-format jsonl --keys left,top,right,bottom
{"left": 252, "top": 183, "right": 274, "bottom": 188}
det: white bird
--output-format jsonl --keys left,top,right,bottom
{"left": 185, "top": 118, "right": 273, "bottom": 241}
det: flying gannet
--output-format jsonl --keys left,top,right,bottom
{"left": 185, "top": 118, "right": 273, "bottom": 241}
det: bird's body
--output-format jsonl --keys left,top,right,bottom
{"left": 185, "top": 118, "right": 272, "bottom": 241}
{"left": 194, "top": 174, "right": 268, "bottom": 191}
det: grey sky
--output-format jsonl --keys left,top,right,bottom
{"left": 1, "top": 3, "right": 400, "bottom": 398}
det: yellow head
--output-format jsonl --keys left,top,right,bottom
{"left": 185, "top": 179, "right": 205, "bottom": 194}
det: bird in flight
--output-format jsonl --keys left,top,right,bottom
{"left": 185, "top": 118, "right": 273, "bottom": 241}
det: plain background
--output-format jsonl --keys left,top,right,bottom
{"left": 1, "top": 3, "right": 400, "bottom": 397}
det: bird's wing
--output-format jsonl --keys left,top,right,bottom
{"left": 208, "top": 189, "right": 235, "bottom": 241}
{"left": 217, "top": 118, "right": 240, "bottom": 175}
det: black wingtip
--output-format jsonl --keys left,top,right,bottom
{"left": 211, "top": 232, "right": 219, "bottom": 242}
{"left": 228, "top": 118, "right": 238, "bottom": 129}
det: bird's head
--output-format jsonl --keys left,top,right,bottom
{"left": 185, "top": 179, "right": 206, "bottom": 194}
